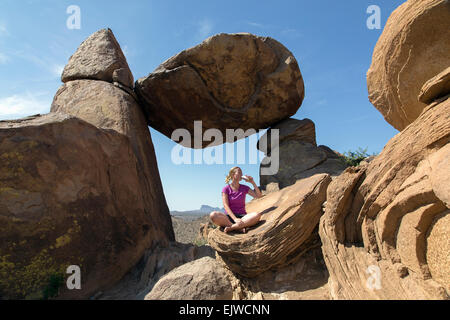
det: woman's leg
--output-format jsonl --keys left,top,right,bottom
{"left": 224, "top": 212, "right": 261, "bottom": 233}
{"left": 210, "top": 211, "right": 233, "bottom": 228}
{"left": 240, "top": 212, "right": 261, "bottom": 228}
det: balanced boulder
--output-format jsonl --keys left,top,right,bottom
{"left": 367, "top": 0, "right": 450, "bottom": 131}
{"left": 135, "top": 33, "right": 305, "bottom": 148}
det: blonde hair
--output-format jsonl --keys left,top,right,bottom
{"left": 225, "top": 166, "right": 241, "bottom": 184}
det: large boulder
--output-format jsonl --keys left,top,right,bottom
{"left": 367, "top": 0, "right": 450, "bottom": 131}
{"left": 62, "top": 28, "right": 134, "bottom": 88}
{"left": 319, "top": 95, "right": 450, "bottom": 299}
{"left": 135, "top": 33, "right": 304, "bottom": 148}
{"left": 208, "top": 173, "right": 331, "bottom": 277}
{"left": 258, "top": 118, "right": 346, "bottom": 189}
{"left": 93, "top": 242, "right": 215, "bottom": 300}
{"left": 144, "top": 257, "right": 234, "bottom": 300}
{"left": 0, "top": 113, "right": 163, "bottom": 299}
{"left": 51, "top": 79, "right": 174, "bottom": 246}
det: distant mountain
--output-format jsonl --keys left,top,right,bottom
{"left": 199, "top": 205, "right": 223, "bottom": 213}
{"left": 170, "top": 205, "right": 224, "bottom": 217}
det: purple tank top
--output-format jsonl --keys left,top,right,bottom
{"left": 222, "top": 184, "right": 250, "bottom": 215}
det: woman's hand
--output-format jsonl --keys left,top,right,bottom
{"left": 234, "top": 218, "right": 244, "bottom": 226}
{"left": 242, "top": 175, "right": 254, "bottom": 183}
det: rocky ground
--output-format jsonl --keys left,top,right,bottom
{"left": 171, "top": 214, "right": 211, "bottom": 245}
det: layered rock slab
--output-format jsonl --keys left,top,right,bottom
{"left": 135, "top": 33, "right": 304, "bottom": 148}
{"left": 418, "top": 66, "right": 450, "bottom": 105}
{"left": 208, "top": 173, "right": 331, "bottom": 278}
{"left": 0, "top": 113, "right": 159, "bottom": 299}
{"left": 367, "top": 0, "right": 450, "bottom": 131}
{"left": 258, "top": 118, "right": 346, "bottom": 190}
{"left": 319, "top": 96, "right": 450, "bottom": 299}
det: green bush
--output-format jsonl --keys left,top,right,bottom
{"left": 340, "top": 147, "right": 375, "bottom": 167}
{"left": 193, "top": 237, "right": 208, "bottom": 247}
{"left": 41, "top": 273, "right": 64, "bottom": 300}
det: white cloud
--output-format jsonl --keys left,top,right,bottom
{"left": 281, "top": 28, "right": 302, "bottom": 38}
{"left": 0, "top": 93, "right": 51, "bottom": 120}
{"left": 246, "top": 21, "right": 265, "bottom": 28}
{"left": 51, "top": 64, "right": 64, "bottom": 77}
{"left": 13, "top": 49, "right": 66, "bottom": 78}
{"left": 122, "top": 45, "right": 129, "bottom": 57}
{"left": 0, "top": 52, "right": 9, "bottom": 64}
{"left": 0, "top": 22, "right": 8, "bottom": 37}
{"left": 196, "top": 18, "right": 214, "bottom": 40}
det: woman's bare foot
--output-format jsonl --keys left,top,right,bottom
{"left": 224, "top": 224, "right": 247, "bottom": 234}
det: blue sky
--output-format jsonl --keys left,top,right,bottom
{"left": 0, "top": 0, "right": 402, "bottom": 211}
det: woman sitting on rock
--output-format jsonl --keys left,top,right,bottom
{"left": 210, "top": 166, "right": 263, "bottom": 233}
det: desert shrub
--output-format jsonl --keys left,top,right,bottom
{"left": 340, "top": 147, "right": 376, "bottom": 167}
{"left": 193, "top": 237, "right": 208, "bottom": 247}
{"left": 41, "top": 273, "right": 64, "bottom": 300}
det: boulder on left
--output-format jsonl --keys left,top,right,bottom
{"left": 0, "top": 112, "right": 170, "bottom": 299}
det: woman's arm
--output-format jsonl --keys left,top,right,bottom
{"left": 245, "top": 176, "right": 263, "bottom": 199}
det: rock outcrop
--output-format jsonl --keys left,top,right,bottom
{"left": 135, "top": 33, "right": 305, "bottom": 148}
{"left": 62, "top": 28, "right": 134, "bottom": 88}
{"left": 0, "top": 29, "right": 174, "bottom": 299}
{"left": 367, "top": 0, "right": 450, "bottom": 131}
{"left": 418, "top": 66, "right": 450, "bottom": 105}
{"left": 208, "top": 173, "right": 331, "bottom": 277}
{"left": 0, "top": 113, "right": 161, "bottom": 299}
{"left": 233, "top": 232, "right": 330, "bottom": 300}
{"left": 319, "top": 94, "right": 450, "bottom": 299}
{"left": 145, "top": 257, "right": 234, "bottom": 300}
{"left": 96, "top": 242, "right": 215, "bottom": 300}
{"left": 258, "top": 118, "right": 346, "bottom": 189}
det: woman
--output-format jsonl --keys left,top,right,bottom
{"left": 210, "top": 166, "right": 263, "bottom": 233}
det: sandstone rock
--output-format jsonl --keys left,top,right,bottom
{"left": 257, "top": 118, "right": 316, "bottom": 154}
{"left": 418, "top": 66, "right": 450, "bottom": 105}
{"left": 317, "top": 145, "right": 342, "bottom": 159}
{"left": 144, "top": 257, "right": 233, "bottom": 300}
{"left": 224, "top": 229, "right": 330, "bottom": 300}
{"left": 62, "top": 28, "right": 134, "bottom": 88}
{"left": 135, "top": 33, "right": 304, "bottom": 148}
{"left": 51, "top": 80, "right": 174, "bottom": 251}
{"left": 319, "top": 96, "right": 450, "bottom": 299}
{"left": 367, "top": 0, "right": 450, "bottom": 131}
{"left": 0, "top": 113, "right": 164, "bottom": 299}
{"left": 208, "top": 174, "right": 331, "bottom": 277}
{"left": 258, "top": 118, "right": 346, "bottom": 189}
{"left": 97, "top": 241, "right": 215, "bottom": 300}
{"left": 261, "top": 140, "right": 327, "bottom": 189}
